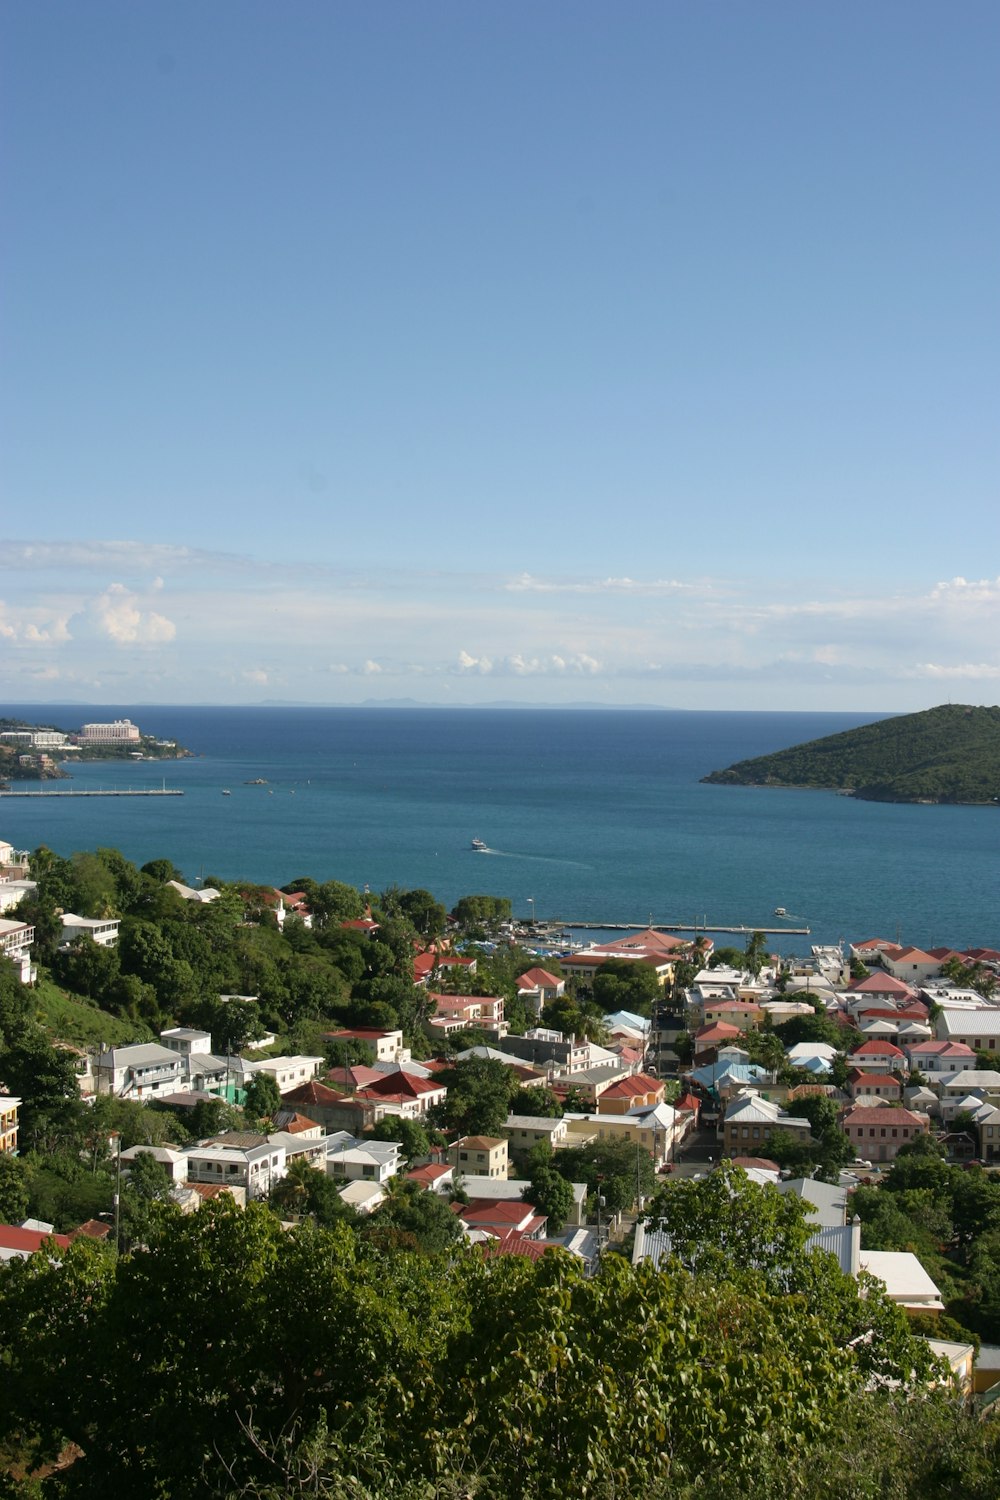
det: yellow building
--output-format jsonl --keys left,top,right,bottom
{"left": 0, "top": 1096, "right": 19, "bottom": 1154}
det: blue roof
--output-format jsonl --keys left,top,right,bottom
{"left": 689, "top": 1061, "right": 769, "bottom": 1091}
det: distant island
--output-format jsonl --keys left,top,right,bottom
{"left": 701, "top": 703, "right": 1000, "bottom": 805}
{"left": 0, "top": 715, "right": 191, "bottom": 784}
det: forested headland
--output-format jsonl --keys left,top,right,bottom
{"left": 701, "top": 704, "right": 1000, "bottom": 804}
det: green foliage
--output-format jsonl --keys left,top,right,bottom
{"left": 243, "top": 1071, "right": 282, "bottom": 1122}
{"left": 432, "top": 1057, "right": 519, "bottom": 1137}
{"left": 522, "top": 1165, "right": 574, "bottom": 1233}
{"left": 453, "top": 894, "right": 512, "bottom": 930}
{"left": 703, "top": 703, "right": 1000, "bottom": 805}
{"left": 0, "top": 1194, "right": 992, "bottom": 1499}
{"left": 591, "top": 957, "right": 661, "bottom": 1015}
{"left": 362, "top": 1178, "right": 463, "bottom": 1256}
{"left": 647, "top": 1162, "right": 812, "bottom": 1282}
{"left": 510, "top": 1085, "right": 563, "bottom": 1118}
{"left": 555, "top": 1137, "right": 656, "bottom": 1215}
{"left": 367, "top": 1116, "right": 434, "bottom": 1166}
{"left": 270, "top": 1156, "right": 356, "bottom": 1229}
{"left": 0, "top": 1154, "right": 29, "bottom": 1224}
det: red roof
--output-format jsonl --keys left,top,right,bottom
{"left": 599, "top": 1073, "right": 663, "bottom": 1101}
{"left": 695, "top": 1021, "right": 742, "bottom": 1042}
{"left": 0, "top": 1224, "right": 71, "bottom": 1255}
{"left": 405, "top": 1163, "right": 453, "bottom": 1187}
{"left": 340, "top": 918, "right": 379, "bottom": 932}
{"left": 847, "top": 1071, "right": 903, "bottom": 1090}
{"left": 964, "top": 948, "right": 1000, "bottom": 964}
{"left": 284, "top": 1080, "right": 356, "bottom": 1107}
{"left": 324, "top": 1027, "right": 397, "bottom": 1042}
{"left": 849, "top": 1039, "right": 905, "bottom": 1058}
{"left": 325, "top": 1065, "right": 384, "bottom": 1091}
{"left": 68, "top": 1219, "right": 111, "bottom": 1241}
{"left": 849, "top": 974, "right": 915, "bottom": 996}
{"left": 481, "top": 1234, "right": 559, "bottom": 1261}
{"left": 841, "top": 1105, "right": 927, "bottom": 1128}
{"left": 517, "top": 967, "right": 563, "bottom": 989}
{"left": 459, "top": 1201, "right": 547, "bottom": 1236}
{"left": 906, "top": 1039, "right": 976, "bottom": 1058}
{"left": 674, "top": 1093, "right": 700, "bottom": 1113}
{"left": 730, "top": 1156, "right": 780, "bottom": 1172}
{"left": 358, "top": 1072, "right": 444, "bottom": 1101}
{"left": 274, "top": 1111, "right": 323, "bottom": 1134}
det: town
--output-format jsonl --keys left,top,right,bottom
{"left": 2, "top": 834, "right": 1000, "bottom": 1495}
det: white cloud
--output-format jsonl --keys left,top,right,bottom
{"left": 506, "top": 572, "right": 696, "bottom": 596}
{"left": 363, "top": 659, "right": 383, "bottom": 675}
{"left": 456, "top": 651, "right": 602, "bottom": 677}
{"left": 242, "top": 668, "right": 269, "bottom": 685}
{"left": 0, "top": 599, "right": 73, "bottom": 645}
{"left": 88, "top": 584, "right": 176, "bottom": 645}
{"left": 909, "top": 662, "right": 1000, "bottom": 680}
{"left": 457, "top": 650, "right": 494, "bottom": 674}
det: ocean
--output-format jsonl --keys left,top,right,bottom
{"left": 1, "top": 705, "right": 997, "bottom": 951}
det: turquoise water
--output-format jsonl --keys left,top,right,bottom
{"left": 1, "top": 705, "right": 996, "bottom": 949}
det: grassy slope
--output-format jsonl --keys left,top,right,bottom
{"left": 702, "top": 704, "right": 1000, "bottom": 804}
{"left": 32, "top": 975, "right": 151, "bottom": 1048}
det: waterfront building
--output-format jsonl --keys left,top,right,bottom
{"left": 79, "top": 718, "right": 141, "bottom": 743}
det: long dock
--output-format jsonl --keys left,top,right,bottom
{"left": 0, "top": 787, "right": 184, "bottom": 798}
{"left": 542, "top": 920, "right": 811, "bottom": 936}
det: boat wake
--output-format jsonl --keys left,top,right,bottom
{"left": 478, "top": 847, "right": 593, "bottom": 870}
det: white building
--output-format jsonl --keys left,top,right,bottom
{"left": 184, "top": 1133, "right": 286, "bottom": 1200}
{"left": 0, "top": 918, "right": 36, "bottom": 984}
{"left": 80, "top": 719, "right": 141, "bottom": 744}
{"left": 245, "top": 1056, "right": 324, "bottom": 1093}
{"left": 60, "top": 914, "right": 120, "bottom": 949}
{"left": 159, "top": 1028, "right": 213, "bottom": 1057}
{"left": 326, "top": 1135, "right": 401, "bottom": 1184}
{"left": 93, "top": 1043, "right": 185, "bottom": 1100}
{"left": 0, "top": 879, "right": 36, "bottom": 914}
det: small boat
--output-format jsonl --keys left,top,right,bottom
{"left": 222, "top": 789, "right": 231, "bottom": 796}
{"left": 244, "top": 778, "right": 268, "bottom": 786}
{"left": 471, "top": 837, "right": 488, "bottom": 852}
{"left": 773, "top": 906, "right": 787, "bottom": 917}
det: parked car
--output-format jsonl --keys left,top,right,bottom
{"left": 851, "top": 1157, "right": 873, "bottom": 1170}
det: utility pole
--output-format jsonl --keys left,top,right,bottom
{"left": 112, "top": 1132, "right": 122, "bottom": 1252}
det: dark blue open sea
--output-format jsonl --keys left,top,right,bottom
{"left": 1, "top": 706, "right": 997, "bottom": 951}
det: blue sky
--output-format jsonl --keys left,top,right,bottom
{"left": 2, "top": 3, "right": 998, "bottom": 707}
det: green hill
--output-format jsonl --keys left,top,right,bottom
{"left": 701, "top": 704, "right": 1000, "bottom": 805}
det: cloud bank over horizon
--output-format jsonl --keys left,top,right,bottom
{"left": 1, "top": 538, "right": 998, "bottom": 709}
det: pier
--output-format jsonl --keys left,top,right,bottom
{"left": 0, "top": 787, "right": 184, "bottom": 798}
{"left": 540, "top": 920, "right": 811, "bottom": 936}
